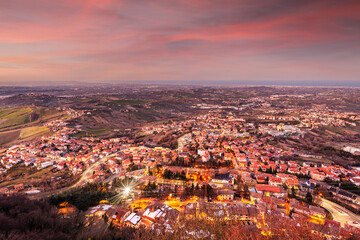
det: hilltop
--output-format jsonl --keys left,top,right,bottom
{"left": 0, "top": 93, "right": 65, "bottom": 107}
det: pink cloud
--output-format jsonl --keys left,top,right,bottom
{"left": 0, "top": 0, "right": 359, "bottom": 84}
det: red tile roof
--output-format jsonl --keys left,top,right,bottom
{"left": 256, "top": 184, "right": 282, "bottom": 193}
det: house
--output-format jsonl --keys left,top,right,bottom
{"left": 310, "top": 171, "right": 326, "bottom": 181}
{"left": 40, "top": 161, "right": 54, "bottom": 169}
{"left": 86, "top": 204, "right": 115, "bottom": 218}
{"left": 142, "top": 203, "right": 179, "bottom": 224}
{"left": 13, "top": 184, "right": 24, "bottom": 192}
{"left": 301, "top": 179, "right": 317, "bottom": 192}
{"left": 288, "top": 168, "right": 300, "bottom": 175}
{"left": 309, "top": 205, "right": 326, "bottom": 218}
{"left": 319, "top": 219, "right": 341, "bottom": 239}
{"left": 224, "top": 203, "right": 258, "bottom": 221}
{"left": 255, "top": 184, "right": 287, "bottom": 199}
{"left": 350, "top": 177, "right": 360, "bottom": 187}
{"left": 0, "top": 188, "right": 9, "bottom": 195}
{"left": 269, "top": 177, "right": 283, "bottom": 186}
{"left": 112, "top": 207, "right": 130, "bottom": 223}
{"left": 286, "top": 178, "right": 299, "bottom": 189}
{"left": 24, "top": 158, "right": 36, "bottom": 166}
{"left": 278, "top": 164, "right": 288, "bottom": 172}
{"left": 217, "top": 189, "right": 235, "bottom": 201}
{"left": 211, "top": 172, "right": 234, "bottom": 185}
{"left": 55, "top": 161, "right": 64, "bottom": 170}
{"left": 124, "top": 213, "right": 142, "bottom": 227}
{"left": 256, "top": 176, "right": 266, "bottom": 184}
{"left": 197, "top": 201, "right": 226, "bottom": 220}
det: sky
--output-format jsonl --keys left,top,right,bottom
{"left": 0, "top": 0, "right": 360, "bottom": 86}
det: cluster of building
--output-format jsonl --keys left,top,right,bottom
{"left": 1, "top": 104, "right": 360, "bottom": 238}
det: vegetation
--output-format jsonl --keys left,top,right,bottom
{"left": 1, "top": 193, "right": 359, "bottom": 240}
{"left": 0, "top": 194, "right": 82, "bottom": 240}
{"left": 94, "top": 210, "right": 357, "bottom": 240}
{"left": 141, "top": 182, "right": 158, "bottom": 198}
{"left": 107, "top": 99, "right": 146, "bottom": 106}
{"left": 306, "top": 192, "right": 313, "bottom": 203}
{"left": 48, "top": 183, "right": 114, "bottom": 211}
{"left": 132, "top": 111, "right": 154, "bottom": 121}
{"left": 72, "top": 128, "right": 113, "bottom": 137}
{"left": 2, "top": 165, "right": 28, "bottom": 180}
{"left": 20, "top": 126, "right": 50, "bottom": 139}
{"left": 183, "top": 183, "right": 216, "bottom": 199}
{"left": 339, "top": 181, "right": 360, "bottom": 195}
{"left": 0, "top": 107, "right": 33, "bottom": 128}
{"left": 162, "top": 169, "right": 187, "bottom": 181}
{"left": 0, "top": 107, "right": 66, "bottom": 146}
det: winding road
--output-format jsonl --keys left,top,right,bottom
{"left": 317, "top": 197, "right": 360, "bottom": 227}
{"left": 71, "top": 153, "right": 116, "bottom": 188}
{"left": 29, "top": 153, "right": 116, "bottom": 199}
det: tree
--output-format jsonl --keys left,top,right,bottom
{"left": 306, "top": 191, "right": 313, "bottom": 203}
{"left": 103, "top": 214, "right": 109, "bottom": 223}
{"left": 0, "top": 195, "right": 82, "bottom": 239}
{"left": 49, "top": 183, "right": 113, "bottom": 211}
{"left": 163, "top": 169, "right": 174, "bottom": 179}
{"left": 291, "top": 186, "right": 296, "bottom": 197}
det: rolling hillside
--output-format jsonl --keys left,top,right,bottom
{"left": 0, "top": 107, "right": 67, "bottom": 147}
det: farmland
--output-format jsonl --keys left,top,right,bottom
{"left": 0, "top": 107, "right": 67, "bottom": 147}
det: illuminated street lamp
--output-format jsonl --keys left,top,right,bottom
{"left": 108, "top": 177, "right": 138, "bottom": 205}
{"left": 123, "top": 186, "right": 131, "bottom": 196}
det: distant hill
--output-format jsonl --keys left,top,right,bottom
{"left": 0, "top": 93, "right": 63, "bottom": 107}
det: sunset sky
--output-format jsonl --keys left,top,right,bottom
{"left": 0, "top": 0, "right": 359, "bottom": 86}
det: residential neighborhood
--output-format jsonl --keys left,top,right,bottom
{"left": 1, "top": 100, "right": 360, "bottom": 239}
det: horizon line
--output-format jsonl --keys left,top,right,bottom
{"left": 1, "top": 81, "right": 360, "bottom": 89}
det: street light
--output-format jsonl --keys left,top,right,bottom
{"left": 124, "top": 187, "right": 131, "bottom": 196}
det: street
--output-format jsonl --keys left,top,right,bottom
{"left": 70, "top": 153, "right": 117, "bottom": 188}
{"left": 317, "top": 197, "right": 360, "bottom": 227}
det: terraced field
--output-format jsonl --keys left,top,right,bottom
{"left": 0, "top": 107, "right": 67, "bottom": 147}
{"left": 0, "top": 108, "right": 33, "bottom": 129}
{"left": 20, "top": 126, "right": 50, "bottom": 139}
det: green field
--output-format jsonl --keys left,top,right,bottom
{"left": 0, "top": 107, "right": 63, "bottom": 130}
{"left": 107, "top": 99, "right": 145, "bottom": 106}
{"left": 0, "top": 107, "right": 68, "bottom": 146}
{"left": 3, "top": 165, "right": 28, "bottom": 182}
{"left": 20, "top": 126, "right": 50, "bottom": 139}
{"left": 72, "top": 128, "right": 113, "bottom": 137}
{"left": 0, "top": 108, "right": 32, "bottom": 129}
{"left": 132, "top": 111, "right": 153, "bottom": 121}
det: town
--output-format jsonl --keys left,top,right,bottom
{"left": 2, "top": 0, "right": 360, "bottom": 238}
{"left": 1, "top": 88, "right": 360, "bottom": 239}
